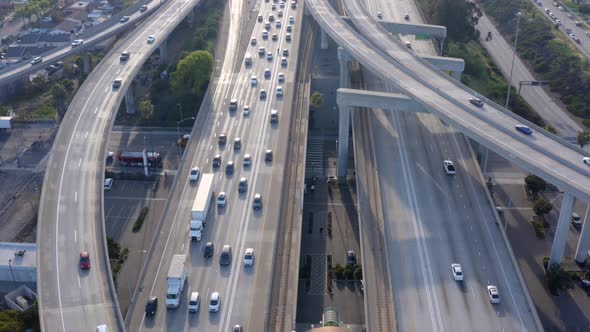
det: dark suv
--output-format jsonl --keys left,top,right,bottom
{"left": 204, "top": 242, "right": 214, "bottom": 258}
{"left": 212, "top": 154, "right": 221, "bottom": 168}
{"left": 220, "top": 245, "right": 232, "bottom": 266}
{"left": 145, "top": 296, "right": 158, "bottom": 316}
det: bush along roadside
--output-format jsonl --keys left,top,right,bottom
{"left": 480, "top": 0, "right": 590, "bottom": 124}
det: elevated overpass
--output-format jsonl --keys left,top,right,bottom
{"left": 0, "top": 0, "right": 161, "bottom": 88}
{"left": 36, "top": 0, "right": 202, "bottom": 331}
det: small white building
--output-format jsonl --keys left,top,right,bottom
{"left": 0, "top": 242, "right": 36, "bottom": 283}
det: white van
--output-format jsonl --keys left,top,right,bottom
{"left": 188, "top": 292, "right": 200, "bottom": 313}
{"left": 96, "top": 325, "right": 108, "bottom": 332}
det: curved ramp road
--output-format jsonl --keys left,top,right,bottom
{"left": 308, "top": 0, "right": 590, "bottom": 203}
{"left": 37, "top": 0, "right": 203, "bottom": 331}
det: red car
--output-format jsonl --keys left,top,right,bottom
{"left": 80, "top": 251, "right": 90, "bottom": 270}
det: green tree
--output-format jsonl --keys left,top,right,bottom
{"left": 107, "top": 237, "right": 121, "bottom": 261}
{"left": 543, "top": 124, "right": 557, "bottom": 134}
{"left": 310, "top": 91, "right": 324, "bottom": 108}
{"left": 138, "top": 98, "right": 155, "bottom": 120}
{"left": 170, "top": 51, "right": 213, "bottom": 98}
{"left": 577, "top": 130, "right": 590, "bottom": 148}
{"left": 51, "top": 83, "right": 68, "bottom": 118}
{"left": 525, "top": 175, "right": 547, "bottom": 193}
{"left": 533, "top": 198, "right": 553, "bottom": 216}
{"left": 580, "top": 4, "right": 590, "bottom": 14}
{"left": 434, "top": 0, "right": 482, "bottom": 43}
{"left": 61, "top": 78, "right": 74, "bottom": 92}
{"left": 0, "top": 310, "right": 25, "bottom": 332}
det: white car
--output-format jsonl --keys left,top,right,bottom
{"left": 209, "top": 292, "right": 220, "bottom": 312}
{"left": 243, "top": 154, "right": 252, "bottom": 167}
{"left": 217, "top": 192, "right": 227, "bottom": 207}
{"left": 278, "top": 72, "right": 285, "bottom": 83}
{"left": 377, "top": 11, "right": 383, "bottom": 19}
{"left": 147, "top": 35, "right": 155, "bottom": 43}
{"left": 189, "top": 167, "right": 200, "bottom": 181}
{"left": 276, "top": 86, "right": 283, "bottom": 96}
{"left": 243, "top": 105, "right": 251, "bottom": 116}
{"left": 404, "top": 41, "right": 412, "bottom": 49}
{"left": 289, "top": 15, "right": 295, "bottom": 24}
{"left": 451, "top": 264, "right": 463, "bottom": 281}
{"left": 244, "top": 248, "right": 254, "bottom": 266}
{"left": 30, "top": 57, "right": 43, "bottom": 65}
{"left": 487, "top": 285, "right": 500, "bottom": 304}
{"left": 583, "top": 157, "right": 590, "bottom": 166}
{"left": 104, "top": 178, "right": 113, "bottom": 191}
{"left": 443, "top": 160, "right": 456, "bottom": 175}
{"left": 267, "top": 52, "right": 273, "bottom": 60}
{"left": 250, "top": 75, "right": 258, "bottom": 86}
{"left": 71, "top": 39, "right": 84, "bottom": 47}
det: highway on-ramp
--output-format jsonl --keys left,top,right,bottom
{"left": 126, "top": 0, "right": 304, "bottom": 331}
{"left": 37, "top": 0, "right": 203, "bottom": 331}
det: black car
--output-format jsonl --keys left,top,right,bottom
{"left": 220, "top": 245, "right": 232, "bottom": 266}
{"left": 204, "top": 242, "right": 214, "bottom": 258}
{"left": 212, "top": 154, "right": 221, "bottom": 168}
{"left": 233, "top": 325, "right": 244, "bottom": 332}
{"left": 145, "top": 296, "right": 158, "bottom": 316}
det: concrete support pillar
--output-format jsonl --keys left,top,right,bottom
{"left": 83, "top": 52, "right": 91, "bottom": 74}
{"left": 549, "top": 193, "right": 575, "bottom": 267}
{"left": 338, "top": 106, "right": 351, "bottom": 178}
{"left": 321, "top": 29, "right": 329, "bottom": 50}
{"left": 337, "top": 47, "right": 351, "bottom": 178}
{"left": 125, "top": 86, "right": 135, "bottom": 114}
{"left": 478, "top": 142, "right": 488, "bottom": 172}
{"left": 451, "top": 70, "right": 461, "bottom": 81}
{"left": 159, "top": 39, "right": 168, "bottom": 65}
{"left": 187, "top": 8, "right": 195, "bottom": 24}
{"left": 575, "top": 204, "right": 590, "bottom": 263}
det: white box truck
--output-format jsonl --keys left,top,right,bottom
{"left": 0, "top": 116, "right": 13, "bottom": 129}
{"left": 191, "top": 173, "right": 214, "bottom": 222}
{"left": 166, "top": 254, "right": 188, "bottom": 308}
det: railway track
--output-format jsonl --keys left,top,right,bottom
{"left": 266, "top": 17, "right": 314, "bottom": 332}
{"left": 350, "top": 62, "right": 396, "bottom": 332}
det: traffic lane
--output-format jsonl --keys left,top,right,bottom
{"left": 533, "top": 0, "right": 590, "bottom": 58}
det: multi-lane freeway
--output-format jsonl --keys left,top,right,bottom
{"left": 37, "top": 0, "right": 202, "bottom": 331}
{"left": 126, "top": 0, "right": 304, "bottom": 331}
{"left": 0, "top": 1, "right": 161, "bottom": 87}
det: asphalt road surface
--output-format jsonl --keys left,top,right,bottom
{"left": 127, "top": 1, "right": 304, "bottom": 331}
{"left": 36, "top": 0, "right": 202, "bottom": 331}
{"left": 349, "top": 0, "right": 542, "bottom": 330}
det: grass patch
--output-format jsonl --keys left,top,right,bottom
{"left": 132, "top": 206, "right": 149, "bottom": 232}
{"left": 29, "top": 104, "right": 56, "bottom": 120}
{"left": 531, "top": 220, "right": 546, "bottom": 239}
{"left": 447, "top": 41, "right": 544, "bottom": 125}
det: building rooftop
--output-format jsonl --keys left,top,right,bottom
{"left": 0, "top": 243, "right": 36, "bottom": 269}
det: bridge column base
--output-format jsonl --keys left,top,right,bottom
{"left": 321, "top": 29, "right": 329, "bottom": 50}
{"left": 575, "top": 204, "right": 590, "bottom": 263}
{"left": 125, "top": 86, "right": 135, "bottom": 114}
{"left": 159, "top": 39, "right": 168, "bottom": 65}
{"left": 549, "top": 193, "right": 575, "bottom": 267}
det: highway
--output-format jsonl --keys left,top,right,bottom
{"left": 476, "top": 13, "right": 582, "bottom": 137}
{"left": 347, "top": 0, "right": 541, "bottom": 331}
{"left": 36, "top": 0, "right": 203, "bottom": 331}
{"left": 308, "top": 0, "right": 590, "bottom": 206}
{"left": 0, "top": 0, "right": 159, "bottom": 86}
{"left": 126, "top": 0, "right": 304, "bottom": 331}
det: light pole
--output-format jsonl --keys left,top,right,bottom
{"left": 176, "top": 117, "right": 195, "bottom": 160}
{"left": 505, "top": 11, "right": 522, "bottom": 109}
{"left": 8, "top": 259, "right": 16, "bottom": 288}
{"left": 177, "top": 103, "right": 183, "bottom": 121}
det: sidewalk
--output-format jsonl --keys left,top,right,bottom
{"left": 477, "top": 13, "right": 582, "bottom": 137}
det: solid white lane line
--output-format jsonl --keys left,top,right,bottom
{"left": 77, "top": 275, "right": 81, "bottom": 288}
{"left": 74, "top": 192, "right": 77, "bottom": 202}
{"left": 74, "top": 230, "right": 77, "bottom": 243}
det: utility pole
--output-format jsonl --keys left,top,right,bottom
{"left": 505, "top": 11, "right": 522, "bottom": 110}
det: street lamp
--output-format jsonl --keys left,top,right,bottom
{"left": 505, "top": 11, "right": 522, "bottom": 109}
{"left": 8, "top": 259, "right": 16, "bottom": 287}
{"left": 176, "top": 117, "right": 196, "bottom": 160}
